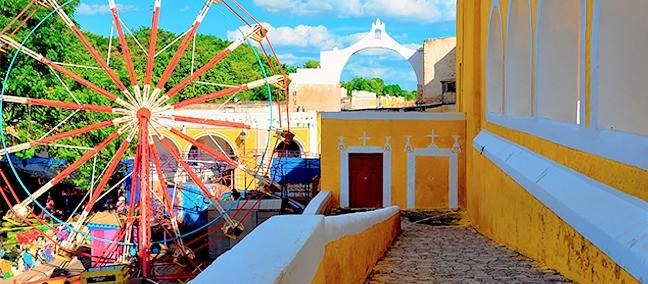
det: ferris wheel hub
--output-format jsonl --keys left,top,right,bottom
{"left": 137, "top": 108, "right": 152, "bottom": 119}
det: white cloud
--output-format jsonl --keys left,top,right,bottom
{"left": 227, "top": 24, "right": 418, "bottom": 51}
{"left": 76, "top": 3, "right": 138, "bottom": 16}
{"left": 253, "top": 0, "right": 456, "bottom": 23}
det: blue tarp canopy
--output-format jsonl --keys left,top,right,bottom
{"left": 1, "top": 153, "right": 66, "bottom": 179}
{"left": 270, "top": 158, "right": 320, "bottom": 184}
{"left": 121, "top": 158, "right": 211, "bottom": 227}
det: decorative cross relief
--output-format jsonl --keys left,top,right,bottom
{"left": 427, "top": 129, "right": 440, "bottom": 148}
{"left": 338, "top": 136, "right": 346, "bottom": 151}
{"left": 451, "top": 135, "right": 461, "bottom": 153}
{"left": 384, "top": 136, "right": 392, "bottom": 152}
{"left": 404, "top": 136, "right": 414, "bottom": 153}
{"left": 359, "top": 132, "right": 371, "bottom": 147}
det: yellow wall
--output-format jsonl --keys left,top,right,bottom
{"left": 415, "top": 156, "right": 449, "bottom": 208}
{"left": 320, "top": 114, "right": 466, "bottom": 209}
{"left": 457, "top": 0, "right": 646, "bottom": 282}
{"left": 312, "top": 212, "right": 401, "bottom": 284}
{"left": 471, "top": 154, "right": 636, "bottom": 283}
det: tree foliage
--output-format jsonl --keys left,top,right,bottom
{"left": 0, "top": 0, "right": 416, "bottom": 190}
{"left": 302, "top": 60, "right": 319, "bottom": 68}
{"left": 0, "top": 0, "right": 285, "bottom": 188}
{"left": 340, "top": 77, "right": 416, "bottom": 100}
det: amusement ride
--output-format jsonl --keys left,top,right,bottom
{"left": 0, "top": 0, "right": 291, "bottom": 282}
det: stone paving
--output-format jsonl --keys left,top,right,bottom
{"left": 366, "top": 215, "right": 572, "bottom": 284}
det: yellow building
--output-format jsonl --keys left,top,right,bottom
{"left": 320, "top": 112, "right": 466, "bottom": 209}
{"left": 320, "top": 1, "right": 648, "bottom": 283}
{"left": 152, "top": 104, "right": 319, "bottom": 191}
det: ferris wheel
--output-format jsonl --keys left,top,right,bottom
{"left": 0, "top": 0, "right": 289, "bottom": 281}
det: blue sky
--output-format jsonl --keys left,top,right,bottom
{"left": 73, "top": 0, "right": 456, "bottom": 91}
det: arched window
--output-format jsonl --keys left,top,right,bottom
{"left": 486, "top": 6, "right": 504, "bottom": 114}
{"left": 597, "top": 0, "right": 648, "bottom": 135}
{"left": 535, "top": 0, "right": 581, "bottom": 123}
{"left": 504, "top": 0, "right": 532, "bottom": 116}
{"left": 276, "top": 140, "right": 302, "bottom": 158}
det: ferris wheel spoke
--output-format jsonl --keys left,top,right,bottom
{"left": 155, "top": 114, "right": 251, "bottom": 129}
{"left": 83, "top": 128, "right": 136, "bottom": 216}
{"left": 149, "top": 139, "right": 176, "bottom": 218}
{"left": 154, "top": 24, "right": 269, "bottom": 107}
{"left": 46, "top": 0, "right": 132, "bottom": 98}
{"left": 0, "top": 0, "right": 36, "bottom": 36}
{"left": 166, "top": 25, "right": 265, "bottom": 97}
{"left": 0, "top": 35, "right": 133, "bottom": 110}
{"left": 153, "top": 131, "right": 214, "bottom": 201}
{"left": 1, "top": 94, "right": 130, "bottom": 115}
{"left": 163, "top": 75, "right": 285, "bottom": 110}
{"left": 153, "top": 120, "right": 235, "bottom": 167}
{"left": 108, "top": 1, "right": 139, "bottom": 92}
{"left": 150, "top": 124, "right": 241, "bottom": 230}
{"left": 3, "top": 122, "right": 134, "bottom": 225}
{"left": 151, "top": 0, "right": 220, "bottom": 102}
{"left": 0, "top": 116, "right": 129, "bottom": 155}
{"left": 144, "top": 0, "right": 162, "bottom": 86}
{"left": 160, "top": 120, "right": 278, "bottom": 190}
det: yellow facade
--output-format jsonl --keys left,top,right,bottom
{"left": 320, "top": 112, "right": 466, "bottom": 209}
{"left": 455, "top": 0, "right": 647, "bottom": 282}
{"left": 158, "top": 124, "right": 315, "bottom": 190}
{"left": 317, "top": 1, "right": 647, "bottom": 282}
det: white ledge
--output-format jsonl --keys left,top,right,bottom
{"left": 321, "top": 111, "right": 465, "bottom": 121}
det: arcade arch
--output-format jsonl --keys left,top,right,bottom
{"left": 596, "top": 0, "right": 648, "bottom": 135}
{"left": 535, "top": 0, "right": 581, "bottom": 123}
{"left": 187, "top": 134, "right": 237, "bottom": 186}
{"left": 486, "top": 4, "right": 504, "bottom": 114}
{"left": 276, "top": 137, "right": 304, "bottom": 158}
{"left": 504, "top": 0, "right": 532, "bottom": 116}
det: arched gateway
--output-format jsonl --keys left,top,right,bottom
{"left": 290, "top": 19, "right": 424, "bottom": 93}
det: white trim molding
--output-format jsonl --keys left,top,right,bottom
{"left": 321, "top": 111, "right": 465, "bottom": 121}
{"left": 405, "top": 130, "right": 459, "bottom": 209}
{"left": 339, "top": 136, "right": 392, "bottom": 208}
{"left": 474, "top": 130, "right": 648, "bottom": 282}
{"left": 487, "top": 114, "right": 648, "bottom": 170}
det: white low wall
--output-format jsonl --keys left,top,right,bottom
{"left": 302, "top": 191, "right": 332, "bottom": 215}
{"left": 191, "top": 206, "right": 400, "bottom": 284}
{"left": 191, "top": 215, "right": 326, "bottom": 284}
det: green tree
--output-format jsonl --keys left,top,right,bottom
{"left": 383, "top": 84, "right": 404, "bottom": 96}
{"left": 341, "top": 77, "right": 416, "bottom": 100}
{"left": 0, "top": 1, "right": 295, "bottom": 188}
{"left": 341, "top": 77, "right": 385, "bottom": 96}
{"left": 302, "top": 60, "right": 319, "bottom": 68}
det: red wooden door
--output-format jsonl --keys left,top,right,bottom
{"left": 349, "top": 153, "right": 383, "bottom": 208}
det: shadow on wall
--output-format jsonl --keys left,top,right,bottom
{"left": 421, "top": 47, "right": 457, "bottom": 105}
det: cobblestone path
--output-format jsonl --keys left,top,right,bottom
{"left": 366, "top": 217, "right": 572, "bottom": 284}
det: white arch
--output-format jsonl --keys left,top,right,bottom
{"left": 504, "top": 0, "right": 532, "bottom": 116}
{"left": 535, "top": 0, "right": 581, "bottom": 123}
{"left": 188, "top": 132, "right": 238, "bottom": 158}
{"left": 290, "top": 19, "right": 423, "bottom": 89}
{"left": 486, "top": 2, "right": 504, "bottom": 114}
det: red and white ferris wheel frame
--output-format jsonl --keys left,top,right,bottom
{"left": 0, "top": 0, "right": 290, "bottom": 279}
